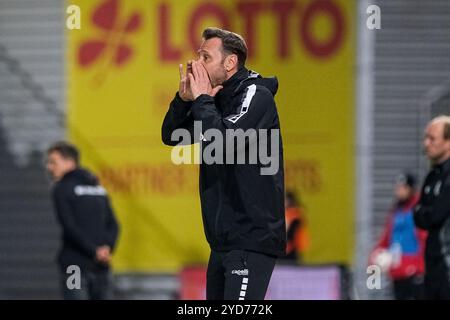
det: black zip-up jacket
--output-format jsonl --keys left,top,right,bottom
{"left": 52, "top": 168, "right": 119, "bottom": 271}
{"left": 162, "top": 67, "right": 286, "bottom": 257}
{"left": 414, "top": 157, "right": 450, "bottom": 278}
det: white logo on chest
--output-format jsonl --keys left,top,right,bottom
{"left": 74, "top": 185, "right": 106, "bottom": 196}
{"left": 424, "top": 185, "right": 431, "bottom": 194}
{"left": 434, "top": 181, "right": 442, "bottom": 196}
{"left": 231, "top": 269, "right": 249, "bottom": 276}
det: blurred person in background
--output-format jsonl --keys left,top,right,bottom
{"left": 46, "top": 141, "right": 119, "bottom": 300}
{"left": 370, "top": 172, "right": 426, "bottom": 300}
{"left": 283, "top": 190, "right": 309, "bottom": 263}
{"left": 414, "top": 116, "right": 450, "bottom": 300}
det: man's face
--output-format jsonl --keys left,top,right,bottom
{"left": 423, "top": 122, "right": 450, "bottom": 164}
{"left": 196, "top": 37, "right": 228, "bottom": 87}
{"left": 46, "top": 151, "right": 75, "bottom": 181}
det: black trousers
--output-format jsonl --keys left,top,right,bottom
{"left": 206, "top": 249, "right": 277, "bottom": 300}
{"left": 392, "top": 276, "right": 424, "bottom": 300}
{"left": 61, "top": 268, "right": 113, "bottom": 300}
{"left": 424, "top": 260, "right": 450, "bottom": 300}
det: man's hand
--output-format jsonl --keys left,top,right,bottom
{"left": 178, "top": 61, "right": 194, "bottom": 102}
{"left": 188, "top": 61, "right": 223, "bottom": 100}
{"left": 95, "top": 245, "right": 111, "bottom": 265}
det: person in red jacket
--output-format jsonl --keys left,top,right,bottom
{"left": 370, "top": 173, "right": 427, "bottom": 300}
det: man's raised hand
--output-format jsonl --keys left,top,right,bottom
{"left": 188, "top": 61, "right": 223, "bottom": 100}
{"left": 178, "top": 61, "right": 194, "bottom": 102}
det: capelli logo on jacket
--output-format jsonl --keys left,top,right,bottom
{"left": 231, "top": 269, "right": 249, "bottom": 276}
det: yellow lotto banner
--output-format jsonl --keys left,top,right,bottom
{"left": 67, "top": 0, "right": 355, "bottom": 272}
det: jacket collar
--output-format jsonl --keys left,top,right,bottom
{"left": 433, "top": 156, "right": 450, "bottom": 172}
{"left": 218, "top": 67, "right": 249, "bottom": 98}
{"left": 214, "top": 67, "right": 249, "bottom": 110}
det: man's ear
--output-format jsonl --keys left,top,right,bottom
{"left": 225, "top": 54, "right": 238, "bottom": 72}
{"left": 67, "top": 158, "right": 77, "bottom": 171}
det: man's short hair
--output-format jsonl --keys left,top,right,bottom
{"left": 430, "top": 115, "right": 450, "bottom": 140}
{"left": 47, "top": 141, "right": 80, "bottom": 165}
{"left": 202, "top": 27, "right": 248, "bottom": 67}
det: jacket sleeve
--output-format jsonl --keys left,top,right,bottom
{"left": 191, "top": 84, "right": 276, "bottom": 133}
{"left": 375, "top": 214, "right": 393, "bottom": 250}
{"left": 53, "top": 185, "right": 97, "bottom": 258}
{"left": 368, "top": 213, "right": 392, "bottom": 266}
{"left": 103, "top": 196, "right": 120, "bottom": 251}
{"left": 415, "top": 227, "right": 427, "bottom": 261}
{"left": 414, "top": 176, "right": 450, "bottom": 230}
{"left": 161, "top": 92, "right": 196, "bottom": 146}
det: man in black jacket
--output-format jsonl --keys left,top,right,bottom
{"left": 414, "top": 116, "right": 450, "bottom": 299}
{"left": 162, "top": 27, "right": 286, "bottom": 300}
{"left": 46, "top": 141, "right": 119, "bottom": 300}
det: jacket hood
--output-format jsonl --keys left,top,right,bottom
{"left": 215, "top": 68, "right": 278, "bottom": 111}
{"left": 235, "top": 69, "right": 279, "bottom": 97}
{"left": 244, "top": 70, "right": 278, "bottom": 96}
{"left": 63, "top": 168, "right": 99, "bottom": 185}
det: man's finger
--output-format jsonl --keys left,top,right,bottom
{"left": 187, "top": 72, "right": 195, "bottom": 86}
{"left": 210, "top": 85, "right": 223, "bottom": 97}
{"left": 203, "top": 65, "right": 211, "bottom": 83}
{"left": 188, "top": 73, "right": 197, "bottom": 97}
{"left": 179, "top": 63, "right": 183, "bottom": 80}
{"left": 196, "top": 63, "right": 209, "bottom": 86}
{"left": 192, "top": 61, "right": 200, "bottom": 81}
{"left": 180, "top": 75, "right": 186, "bottom": 93}
{"left": 203, "top": 65, "right": 211, "bottom": 85}
{"left": 198, "top": 63, "right": 207, "bottom": 83}
{"left": 187, "top": 60, "right": 193, "bottom": 74}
